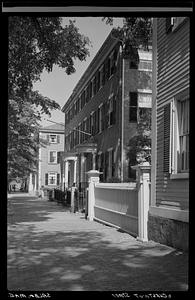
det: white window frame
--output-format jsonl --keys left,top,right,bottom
{"left": 49, "top": 134, "right": 57, "bottom": 143}
{"left": 48, "top": 150, "right": 57, "bottom": 164}
{"left": 170, "top": 90, "right": 189, "bottom": 179}
{"left": 48, "top": 172, "right": 57, "bottom": 185}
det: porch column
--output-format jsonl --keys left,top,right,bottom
{"left": 64, "top": 160, "right": 69, "bottom": 189}
{"left": 80, "top": 153, "right": 85, "bottom": 183}
{"left": 73, "top": 158, "right": 77, "bottom": 185}
{"left": 28, "top": 173, "right": 33, "bottom": 193}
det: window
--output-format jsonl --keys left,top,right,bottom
{"left": 91, "top": 112, "right": 95, "bottom": 136}
{"left": 99, "top": 104, "right": 103, "bottom": 133}
{"left": 172, "top": 95, "right": 189, "bottom": 173}
{"left": 108, "top": 94, "right": 116, "bottom": 126}
{"left": 163, "top": 89, "right": 189, "bottom": 176}
{"left": 130, "top": 61, "right": 138, "bottom": 69}
{"left": 48, "top": 151, "right": 57, "bottom": 163}
{"left": 48, "top": 172, "right": 57, "bottom": 185}
{"left": 129, "top": 92, "right": 138, "bottom": 122}
{"left": 139, "top": 60, "right": 152, "bottom": 71}
{"left": 108, "top": 148, "right": 115, "bottom": 179}
{"left": 49, "top": 134, "right": 57, "bottom": 143}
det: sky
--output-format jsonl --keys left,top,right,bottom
{"left": 33, "top": 17, "right": 123, "bottom": 128}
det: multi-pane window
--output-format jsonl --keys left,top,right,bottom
{"left": 48, "top": 172, "right": 57, "bottom": 185}
{"left": 164, "top": 90, "right": 189, "bottom": 175}
{"left": 48, "top": 151, "right": 57, "bottom": 163}
{"left": 129, "top": 92, "right": 138, "bottom": 122}
{"left": 139, "top": 60, "right": 152, "bottom": 71}
{"left": 174, "top": 97, "right": 189, "bottom": 173}
{"left": 49, "top": 134, "right": 57, "bottom": 143}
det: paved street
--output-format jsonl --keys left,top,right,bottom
{"left": 7, "top": 194, "right": 188, "bottom": 291}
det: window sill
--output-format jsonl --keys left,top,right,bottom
{"left": 170, "top": 173, "right": 189, "bottom": 180}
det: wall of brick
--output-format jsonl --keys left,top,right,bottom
{"left": 39, "top": 132, "right": 64, "bottom": 188}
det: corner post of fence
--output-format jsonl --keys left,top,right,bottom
{"left": 133, "top": 162, "right": 151, "bottom": 242}
{"left": 87, "top": 170, "right": 100, "bottom": 221}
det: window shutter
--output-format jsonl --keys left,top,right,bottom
{"left": 57, "top": 152, "right": 60, "bottom": 164}
{"left": 163, "top": 103, "right": 171, "bottom": 173}
{"left": 57, "top": 173, "right": 60, "bottom": 186}
{"left": 57, "top": 135, "right": 60, "bottom": 143}
{"left": 47, "top": 135, "right": 49, "bottom": 142}
{"left": 45, "top": 173, "right": 48, "bottom": 185}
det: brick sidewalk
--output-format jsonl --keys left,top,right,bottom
{"left": 7, "top": 195, "right": 188, "bottom": 291}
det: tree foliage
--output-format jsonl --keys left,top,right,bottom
{"left": 127, "top": 109, "right": 152, "bottom": 166}
{"left": 8, "top": 17, "right": 90, "bottom": 181}
{"left": 103, "top": 17, "right": 152, "bottom": 63}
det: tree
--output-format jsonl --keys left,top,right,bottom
{"left": 103, "top": 17, "right": 152, "bottom": 63}
{"left": 8, "top": 17, "right": 91, "bottom": 181}
{"left": 127, "top": 108, "right": 151, "bottom": 167}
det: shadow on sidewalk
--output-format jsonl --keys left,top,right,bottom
{"left": 7, "top": 197, "right": 188, "bottom": 291}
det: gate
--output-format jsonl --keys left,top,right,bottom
{"left": 74, "top": 182, "right": 88, "bottom": 213}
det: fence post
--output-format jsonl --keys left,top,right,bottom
{"left": 133, "top": 162, "right": 151, "bottom": 242}
{"left": 87, "top": 170, "right": 100, "bottom": 221}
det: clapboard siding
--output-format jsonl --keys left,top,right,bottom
{"left": 156, "top": 18, "right": 189, "bottom": 209}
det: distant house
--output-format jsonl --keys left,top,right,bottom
{"left": 149, "top": 17, "right": 189, "bottom": 251}
{"left": 38, "top": 124, "right": 64, "bottom": 191}
{"left": 62, "top": 29, "right": 152, "bottom": 190}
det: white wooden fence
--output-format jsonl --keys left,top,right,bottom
{"left": 94, "top": 183, "right": 138, "bottom": 236}
{"left": 87, "top": 163, "right": 151, "bottom": 241}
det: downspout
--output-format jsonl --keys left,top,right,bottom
{"left": 151, "top": 18, "right": 157, "bottom": 207}
{"left": 120, "top": 44, "right": 124, "bottom": 182}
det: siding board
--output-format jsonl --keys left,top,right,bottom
{"left": 156, "top": 18, "right": 189, "bottom": 209}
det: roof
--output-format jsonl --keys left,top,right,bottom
{"left": 40, "top": 123, "right": 65, "bottom": 133}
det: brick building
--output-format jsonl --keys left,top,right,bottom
{"left": 38, "top": 124, "right": 64, "bottom": 190}
{"left": 62, "top": 30, "right": 152, "bottom": 190}
{"left": 149, "top": 17, "right": 189, "bottom": 250}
